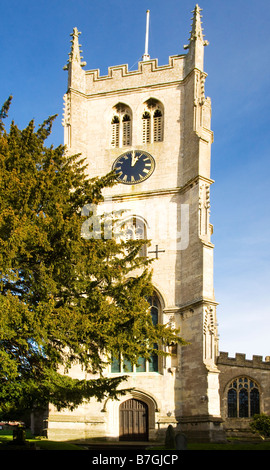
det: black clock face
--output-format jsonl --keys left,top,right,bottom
{"left": 112, "top": 150, "right": 155, "bottom": 184}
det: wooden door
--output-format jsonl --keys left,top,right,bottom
{"left": 119, "top": 399, "right": 148, "bottom": 441}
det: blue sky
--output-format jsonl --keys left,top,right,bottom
{"left": 1, "top": 0, "right": 269, "bottom": 359}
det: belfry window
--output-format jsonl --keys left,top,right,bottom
{"left": 120, "top": 216, "right": 147, "bottom": 257}
{"left": 111, "top": 292, "right": 161, "bottom": 374}
{"left": 111, "top": 103, "right": 132, "bottom": 148}
{"left": 122, "top": 114, "right": 131, "bottom": 147}
{"left": 142, "top": 112, "right": 151, "bottom": 143}
{"left": 227, "top": 377, "right": 260, "bottom": 418}
{"left": 111, "top": 116, "right": 120, "bottom": 148}
{"left": 153, "top": 109, "right": 163, "bottom": 142}
{"left": 142, "top": 99, "right": 164, "bottom": 144}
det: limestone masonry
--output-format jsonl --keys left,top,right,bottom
{"left": 32, "top": 5, "right": 270, "bottom": 442}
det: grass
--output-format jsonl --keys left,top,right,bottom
{"left": 1, "top": 429, "right": 270, "bottom": 450}
{"left": 148, "top": 441, "right": 270, "bottom": 451}
{"left": 0, "top": 430, "right": 86, "bottom": 450}
{"left": 187, "top": 441, "right": 270, "bottom": 450}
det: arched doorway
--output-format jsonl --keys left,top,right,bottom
{"left": 119, "top": 399, "right": 148, "bottom": 441}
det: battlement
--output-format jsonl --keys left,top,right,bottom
{"left": 65, "top": 5, "right": 209, "bottom": 96}
{"left": 218, "top": 352, "right": 270, "bottom": 369}
{"left": 84, "top": 55, "right": 186, "bottom": 95}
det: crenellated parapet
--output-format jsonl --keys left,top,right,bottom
{"left": 63, "top": 4, "right": 209, "bottom": 96}
{"left": 83, "top": 56, "right": 186, "bottom": 96}
{"left": 218, "top": 352, "right": 270, "bottom": 370}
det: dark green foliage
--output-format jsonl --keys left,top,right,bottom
{"left": 250, "top": 414, "right": 270, "bottom": 438}
{"left": 0, "top": 97, "right": 185, "bottom": 418}
{"left": 0, "top": 96, "right": 12, "bottom": 133}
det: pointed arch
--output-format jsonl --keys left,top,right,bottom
{"left": 117, "top": 215, "right": 148, "bottom": 257}
{"left": 111, "top": 103, "right": 132, "bottom": 148}
{"left": 109, "top": 287, "right": 164, "bottom": 375}
{"left": 102, "top": 389, "right": 160, "bottom": 441}
{"left": 142, "top": 98, "right": 164, "bottom": 143}
{"left": 226, "top": 376, "right": 260, "bottom": 418}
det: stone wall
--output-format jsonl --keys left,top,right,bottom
{"left": 217, "top": 352, "right": 270, "bottom": 438}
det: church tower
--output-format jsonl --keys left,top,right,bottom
{"left": 48, "top": 5, "right": 225, "bottom": 442}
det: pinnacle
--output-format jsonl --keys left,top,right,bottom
{"left": 183, "top": 4, "right": 209, "bottom": 50}
{"left": 63, "top": 27, "right": 86, "bottom": 70}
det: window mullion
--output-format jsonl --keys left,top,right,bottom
{"left": 237, "top": 386, "right": 239, "bottom": 418}
{"left": 248, "top": 387, "right": 251, "bottom": 418}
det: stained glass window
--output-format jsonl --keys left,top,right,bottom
{"left": 110, "top": 293, "right": 161, "bottom": 374}
{"left": 227, "top": 377, "right": 260, "bottom": 418}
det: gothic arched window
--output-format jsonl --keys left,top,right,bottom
{"left": 142, "top": 111, "right": 151, "bottom": 144}
{"left": 110, "top": 292, "right": 162, "bottom": 374}
{"left": 142, "top": 99, "right": 164, "bottom": 144}
{"left": 153, "top": 109, "right": 163, "bottom": 142}
{"left": 111, "top": 103, "right": 132, "bottom": 148}
{"left": 122, "top": 114, "right": 131, "bottom": 147}
{"left": 120, "top": 216, "right": 147, "bottom": 257}
{"left": 111, "top": 115, "right": 120, "bottom": 148}
{"left": 227, "top": 377, "right": 260, "bottom": 418}
{"left": 145, "top": 294, "right": 160, "bottom": 373}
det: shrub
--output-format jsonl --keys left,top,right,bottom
{"left": 250, "top": 414, "right": 270, "bottom": 438}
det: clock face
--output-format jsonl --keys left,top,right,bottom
{"left": 112, "top": 150, "right": 155, "bottom": 184}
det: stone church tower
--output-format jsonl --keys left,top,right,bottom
{"left": 46, "top": 5, "right": 226, "bottom": 442}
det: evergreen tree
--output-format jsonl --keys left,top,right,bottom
{"left": 0, "top": 97, "right": 185, "bottom": 418}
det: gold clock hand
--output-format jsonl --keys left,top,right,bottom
{"left": 131, "top": 151, "right": 138, "bottom": 167}
{"left": 131, "top": 151, "right": 135, "bottom": 167}
{"left": 131, "top": 152, "right": 142, "bottom": 167}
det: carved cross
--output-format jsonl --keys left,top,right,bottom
{"left": 148, "top": 245, "right": 165, "bottom": 259}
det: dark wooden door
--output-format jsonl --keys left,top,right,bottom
{"left": 119, "top": 399, "right": 148, "bottom": 441}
